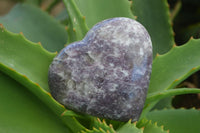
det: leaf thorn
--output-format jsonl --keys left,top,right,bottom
{"left": 38, "top": 42, "right": 42, "bottom": 46}
{"left": 0, "top": 23, "right": 3, "bottom": 29}
{"left": 46, "top": 92, "right": 52, "bottom": 97}
{"left": 61, "top": 110, "right": 67, "bottom": 116}
{"left": 109, "top": 124, "right": 113, "bottom": 129}
{"left": 19, "top": 32, "right": 24, "bottom": 36}
{"left": 97, "top": 118, "right": 102, "bottom": 123}
{"left": 173, "top": 44, "right": 177, "bottom": 47}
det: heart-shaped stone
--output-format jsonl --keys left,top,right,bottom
{"left": 48, "top": 17, "right": 152, "bottom": 122}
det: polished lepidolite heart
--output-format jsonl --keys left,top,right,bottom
{"left": 48, "top": 17, "right": 152, "bottom": 121}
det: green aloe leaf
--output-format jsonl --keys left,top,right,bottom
{"left": 146, "top": 109, "right": 200, "bottom": 133}
{"left": 146, "top": 88, "right": 200, "bottom": 104}
{"left": 149, "top": 38, "right": 200, "bottom": 94}
{"left": 90, "top": 118, "right": 116, "bottom": 133}
{"left": 0, "top": 72, "right": 70, "bottom": 133}
{"left": 0, "top": 24, "right": 87, "bottom": 132}
{"left": 63, "top": 0, "right": 135, "bottom": 43}
{"left": 131, "top": 0, "right": 174, "bottom": 57}
{"left": 138, "top": 119, "right": 169, "bottom": 133}
{"left": 0, "top": 24, "right": 55, "bottom": 92}
{"left": 74, "top": 0, "right": 135, "bottom": 28}
{"left": 0, "top": 3, "right": 67, "bottom": 52}
{"left": 117, "top": 120, "right": 142, "bottom": 133}
{"left": 140, "top": 38, "right": 200, "bottom": 120}
{"left": 63, "top": 0, "right": 89, "bottom": 43}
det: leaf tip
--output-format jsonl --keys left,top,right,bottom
{"left": 92, "top": 127, "right": 97, "bottom": 130}
{"left": 133, "top": 121, "right": 137, "bottom": 126}
{"left": 23, "top": 75, "right": 28, "bottom": 79}
{"left": 173, "top": 44, "right": 177, "bottom": 47}
{"left": 134, "top": 16, "right": 138, "bottom": 20}
{"left": 9, "top": 67, "right": 16, "bottom": 72}
{"left": 97, "top": 117, "right": 102, "bottom": 123}
{"left": 109, "top": 124, "right": 113, "bottom": 129}
{"left": 102, "top": 119, "right": 107, "bottom": 125}
{"left": 73, "top": 28, "right": 76, "bottom": 32}
{"left": 35, "top": 83, "right": 40, "bottom": 87}
{"left": 191, "top": 67, "right": 197, "bottom": 71}
{"left": 38, "top": 42, "right": 42, "bottom": 46}
{"left": 46, "top": 92, "right": 52, "bottom": 97}
{"left": 174, "top": 79, "right": 179, "bottom": 82}
{"left": 0, "top": 23, "right": 4, "bottom": 29}
{"left": 65, "top": 26, "right": 68, "bottom": 30}
{"left": 60, "top": 104, "right": 65, "bottom": 109}
{"left": 83, "top": 16, "right": 86, "bottom": 20}
{"left": 19, "top": 32, "right": 24, "bottom": 36}
{"left": 107, "top": 130, "right": 111, "bottom": 133}
{"left": 141, "top": 127, "right": 145, "bottom": 131}
{"left": 99, "top": 127, "right": 104, "bottom": 132}
{"left": 156, "top": 53, "right": 160, "bottom": 57}
{"left": 61, "top": 110, "right": 67, "bottom": 116}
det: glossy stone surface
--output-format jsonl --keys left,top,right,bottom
{"left": 48, "top": 17, "right": 152, "bottom": 121}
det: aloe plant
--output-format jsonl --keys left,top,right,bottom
{"left": 0, "top": 0, "right": 200, "bottom": 132}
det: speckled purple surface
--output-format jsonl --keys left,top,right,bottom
{"left": 48, "top": 17, "right": 152, "bottom": 121}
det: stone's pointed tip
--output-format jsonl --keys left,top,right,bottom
{"left": 141, "top": 127, "right": 145, "bottom": 131}
{"left": 190, "top": 36, "right": 194, "bottom": 40}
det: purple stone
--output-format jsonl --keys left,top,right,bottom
{"left": 48, "top": 17, "right": 152, "bottom": 121}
